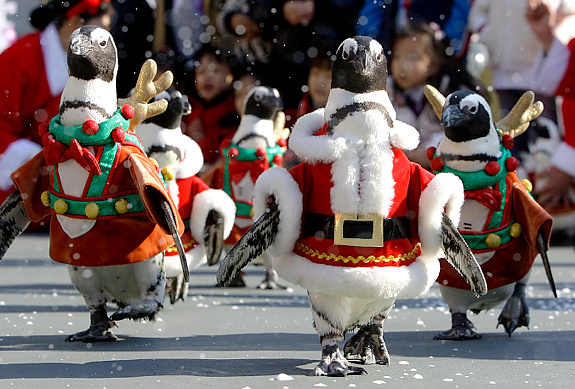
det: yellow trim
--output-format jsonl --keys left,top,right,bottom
{"left": 296, "top": 242, "right": 421, "bottom": 265}
{"left": 166, "top": 239, "right": 197, "bottom": 253}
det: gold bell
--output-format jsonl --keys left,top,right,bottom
{"left": 161, "top": 167, "right": 174, "bottom": 181}
{"left": 510, "top": 223, "right": 522, "bottom": 238}
{"left": 54, "top": 199, "right": 68, "bottom": 214}
{"left": 115, "top": 198, "right": 129, "bottom": 214}
{"left": 85, "top": 203, "right": 99, "bottom": 219}
{"left": 41, "top": 191, "right": 51, "bottom": 207}
{"left": 521, "top": 179, "right": 533, "bottom": 193}
{"left": 485, "top": 233, "right": 501, "bottom": 248}
{"left": 249, "top": 207, "right": 254, "bottom": 218}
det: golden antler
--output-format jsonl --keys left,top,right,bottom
{"left": 118, "top": 59, "right": 174, "bottom": 130}
{"left": 424, "top": 84, "right": 446, "bottom": 120}
{"left": 496, "top": 91, "right": 543, "bottom": 138}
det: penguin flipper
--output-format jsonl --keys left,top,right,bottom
{"left": 537, "top": 231, "right": 557, "bottom": 298}
{"left": 0, "top": 190, "right": 30, "bottom": 259}
{"left": 204, "top": 209, "right": 225, "bottom": 266}
{"left": 216, "top": 201, "right": 279, "bottom": 286}
{"left": 440, "top": 212, "right": 488, "bottom": 297}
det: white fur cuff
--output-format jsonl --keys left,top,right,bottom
{"left": 189, "top": 189, "right": 236, "bottom": 241}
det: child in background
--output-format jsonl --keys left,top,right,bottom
{"left": 233, "top": 72, "right": 260, "bottom": 116}
{"left": 182, "top": 44, "right": 240, "bottom": 169}
{"left": 389, "top": 21, "right": 484, "bottom": 169}
{"left": 296, "top": 54, "right": 332, "bottom": 119}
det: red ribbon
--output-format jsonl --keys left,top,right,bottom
{"left": 464, "top": 188, "right": 502, "bottom": 211}
{"left": 40, "top": 128, "right": 101, "bottom": 175}
{"left": 227, "top": 158, "right": 268, "bottom": 184}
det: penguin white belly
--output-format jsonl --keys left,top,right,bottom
{"left": 439, "top": 283, "right": 514, "bottom": 313}
{"left": 55, "top": 159, "right": 97, "bottom": 238}
{"left": 458, "top": 199, "right": 495, "bottom": 264}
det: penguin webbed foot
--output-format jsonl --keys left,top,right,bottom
{"left": 167, "top": 275, "right": 189, "bottom": 304}
{"left": 497, "top": 294, "right": 530, "bottom": 336}
{"left": 344, "top": 324, "right": 390, "bottom": 365}
{"left": 66, "top": 308, "right": 117, "bottom": 343}
{"left": 314, "top": 344, "right": 367, "bottom": 376}
{"left": 110, "top": 299, "right": 162, "bottom": 321}
{"left": 434, "top": 312, "right": 481, "bottom": 341}
{"left": 257, "top": 268, "right": 286, "bottom": 290}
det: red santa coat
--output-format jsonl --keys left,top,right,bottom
{"left": 288, "top": 148, "right": 433, "bottom": 268}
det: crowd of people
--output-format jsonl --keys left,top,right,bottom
{"left": 1, "top": 0, "right": 575, "bottom": 237}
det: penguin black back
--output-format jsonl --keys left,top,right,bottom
{"left": 243, "top": 86, "right": 283, "bottom": 120}
{"left": 331, "top": 36, "right": 388, "bottom": 94}
{"left": 67, "top": 25, "right": 117, "bottom": 83}
{"left": 144, "top": 89, "right": 191, "bottom": 129}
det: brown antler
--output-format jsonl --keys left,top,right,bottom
{"left": 496, "top": 91, "right": 543, "bottom": 138}
{"left": 118, "top": 59, "right": 174, "bottom": 130}
{"left": 424, "top": 84, "right": 446, "bottom": 120}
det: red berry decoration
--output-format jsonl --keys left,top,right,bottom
{"left": 430, "top": 156, "right": 444, "bottom": 171}
{"left": 426, "top": 147, "right": 436, "bottom": 161}
{"left": 256, "top": 148, "right": 267, "bottom": 158}
{"left": 502, "top": 134, "right": 514, "bottom": 150}
{"left": 82, "top": 120, "right": 99, "bottom": 135}
{"left": 277, "top": 138, "right": 287, "bottom": 148}
{"left": 484, "top": 161, "right": 500, "bottom": 175}
{"left": 228, "top": 147, "right": 239, "bottom": 159}
{"left": 221, "top": 139, "right": 231, "bottom": 149}
{"left": 505, "top": 157, "right": 518, "bottom": 172}
{"left": 38, "top": 121, "right": 49, "bottom": 136}
{"left": 111, "top": 127, "right": 125, "bottom": 143}
{"left": 272, "top": 154, "right": 283, "bottom": 165}
{"left": 121, "top": 104, "right": 134, "bottom": 120}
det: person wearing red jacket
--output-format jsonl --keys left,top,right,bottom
{"left": 0, "top": 0, "right": 114, "bottom": 203}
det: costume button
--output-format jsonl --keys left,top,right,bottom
{"left": 41, "top": 191, "right": 51, "bottom": 207}
{"left": 54, "top": 199, "right": 68, "bottom": 214}
{"left": 161, "top": 167, "right": 174, "bottom": 181}
{"left": 521, "top": 179, "right": 533, "bottom": 193}
{"left": 85, "top": 203, "right": 99, "bottom": 219}
{"left": 115, "top": 199, "right": 129, "bottom": 214}
{"left": 510, "top": 223, "right": 522, "bottom": 238}
{"left": 485, "top": 233, "right": 501, "bottom": 248}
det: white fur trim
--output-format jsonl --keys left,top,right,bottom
{"left": 418, "top": 172, "right": 464, "bottom": 257}
{"left": 164, "top": 245, "right": 206, "bottom": 277}
{"left": 389, "top": 121, "right": 420, "bottom": 151}
{"left": 189, "top": 189, "right": 236, "bottom": 242}
{"left": 253, "top": 167, "right": 303, "bottom": 256}
{"left": 551, "top": 142, "right": 575, "bottom": 177}
{"left": 289, "top": 109, "right": 348, "bottom": 163}
{"left": 0, "top": 139, "right": 42, "bottom": 190}
{"left": 41, "top": 23, "right": 68, "bottom": 96}
{"left": 273, "top": 251, "right": 440, "bottom": 300}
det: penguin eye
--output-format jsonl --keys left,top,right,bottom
{"left": 375, "top": 53, "right": 383, "bottom": 62}
{"left": 342, "top": 50, "right": 350, "bottom": 60}
{"left": 98, "top": 39, "right": 108, "bottom": 49}
{"left": 254, "top": 92, "right": 262, "bottom": 102}
{"left": 469, "top": 105, "right": 478, "bottom": 114}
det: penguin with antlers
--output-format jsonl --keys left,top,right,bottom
{"left": 425, "top": 86, "right": 555, "bottom": 340}
{"left": 0, "top": 26, "right": 186, "bottom": 342}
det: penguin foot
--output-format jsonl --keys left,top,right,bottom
{"left": 497, "top": 295, "right": 530, "bottom": 336}
{"left": 110, "top": 299, "right": 162, "bottom": 321}
{"left": 434, "top": 312, "right": 481, "bottom": 341}
{"left": 65, "top": 320, "right": 117, "bottom": 343}
{"left": 314, "top": 344, "right": 367, "bottom": 376}
{"left": 167, "top": 275, "right": 189, "bottom": 304}
{"left": 257, "top": 268, "right": 286, "bottom": 290}
{"left": 344, "top": 324, "right": 390, "bottom": 365}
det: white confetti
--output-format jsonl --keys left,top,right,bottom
{"left": 275, "top": 373, "right": 294, "bottom": 381}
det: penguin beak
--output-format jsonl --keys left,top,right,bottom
{"left": 353, "top": 50, "right": 372, "bottom": 75}
{"left": 70, "top": 34, "right": 93, "bottom": 56}
{"left": 441, "top": 104, "right": 465, "bottom": 128}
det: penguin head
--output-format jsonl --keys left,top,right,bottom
{"left": 144, "top": 88, "right": 191, "bottom": 129}
{"left": 442, "top": 90, "right": 494, "bottom": 143}
{"left": 67, "top": 25, "right": 117, "bottom": 82}
{"left": 331, "top": 36, "right": 387, "bottom": 94}
{"left": 243, "top": 86, "right": 283, "bottom": 120}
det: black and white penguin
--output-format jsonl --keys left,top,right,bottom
{"left": 218, "top": 36, "right": 486, "bottom": 376}
{"left": 136, "top": 89, "right": 235, "bottom": 303}
{"left": 426, "top": 87, "right": 554, "bottom": 340}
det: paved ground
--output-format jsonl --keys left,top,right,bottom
{"left": 0, "top": 234, "right": 574, "bottom": 388}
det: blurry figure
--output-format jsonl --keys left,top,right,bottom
{"left": 388, "top": 21, "right": 484, "bottom": 169}
{"left": 0, "top": 0, "right": 114, "bottom": 204}
{"left": 0, "top": 0, "right": 17, "bottom": 54}
{"left": 182, "top": 44, "right": 240, "bottom": 170}
{"left": 296, "top": 54, "right": 332, "bottom": 118}
{"left": 233, "top": 71, "right": 260, "bottom": 115}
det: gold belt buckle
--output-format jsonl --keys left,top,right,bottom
{"left": 334, "top": 213, "right": 384, "bottom": 247}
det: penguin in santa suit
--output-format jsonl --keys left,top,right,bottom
{"left": 0, "top": 26, "right": 184, "bottom": 342}
{"left": 218, "top": 36, "right": 487, "bottom": 376}
{"left": 425, "top": 87, "right": 555, "bottom": 340}
{"left": 136, "top": 88, "right": 235, "bottom": 303}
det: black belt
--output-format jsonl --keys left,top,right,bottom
{"left": 303, "top": 212, "right": 411, "bottom": 241}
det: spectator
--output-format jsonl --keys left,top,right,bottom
{"left": 296, "top": 53, "right": 332, "bottom": 119}
{"left": 0, "top": 0, "right": 114, "bottom": 202}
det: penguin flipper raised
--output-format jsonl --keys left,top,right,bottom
{"left": 216, "top": 201, "right": 279, "bottom": 286}
{"left": 0, "top": 190, "right": 30, "bottom": 259}
{"left": 204, "top": 209, "right": 225, "bottom": 266}
{"left": 440, "top": 212, "right": 488, "bottom": 297}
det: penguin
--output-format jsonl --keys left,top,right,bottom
{"left": 136, "top": 88, "right": 235, "bottom": 303}
{"left": 202, "top": 85, "right": 287, "bottom": 289}
{"left": 217, "top": 36, "right": 486, "bottom": 376}
{"left": 0, "top": 26, "right": 184, "bottom": 342}
{"left": 425, "top": 86, "right": 554, "bottom": 340}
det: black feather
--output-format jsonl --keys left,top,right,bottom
{"left": 0, "top": 190, "right": 30, "bottom": 259}
{"left": 216, "top": 201, "right": 279, "bottom": 286}
{"left": 204, "top": 210, "right": 225, "bottom": 266}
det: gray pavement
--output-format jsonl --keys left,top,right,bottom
{"left": 0, "top": 234, "right": 574, "bottom": 388}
